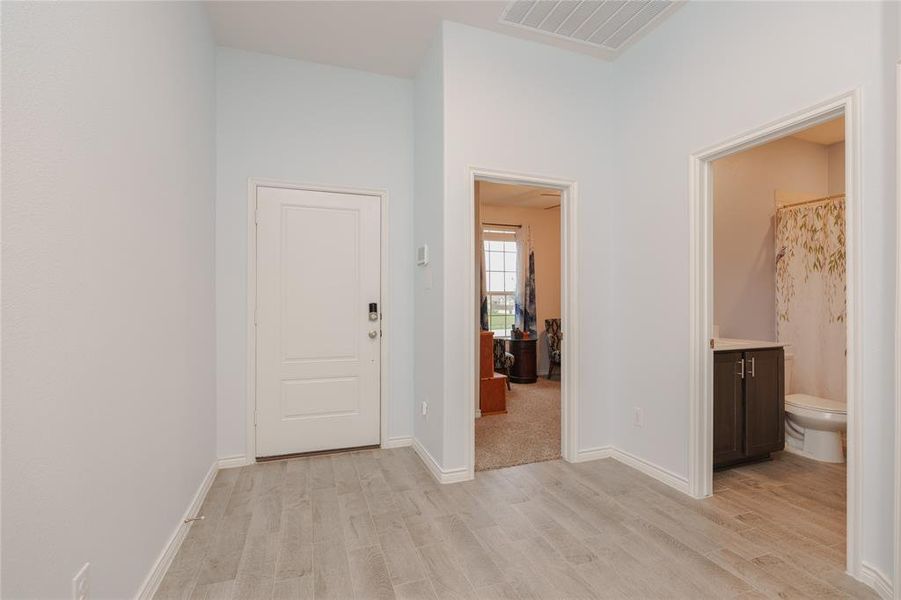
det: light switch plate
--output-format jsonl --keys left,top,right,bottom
{"left": 416, "top": 244, "right": 429, "bottom": 266}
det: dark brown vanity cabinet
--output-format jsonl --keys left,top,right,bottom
{"left": 713, "top": 347, "right": 785, "bottom": 468}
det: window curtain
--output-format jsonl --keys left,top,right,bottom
{"left": 775, "top": 197, "right": 846, "bottom": 402}
{"left": 514, "top": 225, "right": 538, "bottom": 335}
{"left": 479, "top": 224, "right": 489, "bottom": 331}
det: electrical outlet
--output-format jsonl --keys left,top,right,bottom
{"left": 72, "top": 563, "right": 90, "bottom": 600}
{"left": 421, "top": 401, "right": 428, "bottom": 417}
{"left": 633, "top": 407, "right": 643, "bottom": 428}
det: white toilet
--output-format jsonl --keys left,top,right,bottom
{"left": 784, "top": 350, "right": 847, "bottom": 463}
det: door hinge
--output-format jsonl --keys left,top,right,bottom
{"left": 255, "top": 208, "right": 260, "bottom": 224}
{"left": 253, "top": 411, "right": 257, "bottom": 426}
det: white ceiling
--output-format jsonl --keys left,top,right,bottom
{"left": 791, "top": 116, "right": 845, "bottom": 146}
{"left": 478, "top": 181, "right": 561, "bottom": 209}
{"left": 206, "top": 1, "right": 682, "bottom": 79}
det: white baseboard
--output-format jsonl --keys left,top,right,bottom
{"left": 572, "top": 445, "right": 614, "bottom": 462}
{"left": 609, "top": 447, "right": 691, "bottom": 494}
{"left": 217, "top": 455, "right": 249, "bottom": 469}
{"left": 412, "top": 438, "right": 471, "bottom": 484}
{"left": 858, "top": 562, "right": 893, "bottom": 600}
{"left": 136, "top": 461, "right": 218, "bottom": 600}
{"left": 572, "top": 445, "right": 690, "bottom": 495}
{"left": 381, "top": 436, "right": 413, "bottom": 449}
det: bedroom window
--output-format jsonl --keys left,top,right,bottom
{"left": 483, "top": 228, "right": 517, "bottom": 337}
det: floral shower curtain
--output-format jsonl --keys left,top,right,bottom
{"left": 514, "top": 226, "right": 537, "bottom": 335}
{"left": 775, "top": 197, "right": 846, "bottom": 402}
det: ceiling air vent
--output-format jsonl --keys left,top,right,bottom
{"left": 500, "top": 0, "right": 677, "bottom": 53}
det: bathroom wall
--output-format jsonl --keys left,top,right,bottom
{"left": 479, "top": 202, "right": 562, "bottom": 375}
{"left": 713, "top": 136, "right": 832, "bottom": 341}
{"left": 828, "top": 141, "right": 846, "bottom": 194}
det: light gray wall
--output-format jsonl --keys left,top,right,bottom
{"left": 435, "top": 22, "right": 614, "bottom": 469}
{"left": 215, "top": 48, "right": 415, "bottom": 458}
{"left": 1, "top": 3, "right": 217, "bottom": 597}
{"left": 412, "top": 32, "right": 447, "bottom": 464}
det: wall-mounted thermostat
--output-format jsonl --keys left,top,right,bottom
{"left": 416, "top": 244, "right": 429, "bottom": 266}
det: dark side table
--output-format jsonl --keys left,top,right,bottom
{"left": 508, "top": 337, "right": 538, "bottom": 383}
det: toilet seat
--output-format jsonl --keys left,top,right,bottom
{"left": 785, "top": 393, "right": 846, "bottom": 415}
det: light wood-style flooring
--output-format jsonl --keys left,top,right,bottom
{"left": 155, "top": 448, "right": 875, "bottom": 599}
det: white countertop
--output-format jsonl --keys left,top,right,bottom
{"left": 713, "top": 338, "right": 787, "bottom": 351}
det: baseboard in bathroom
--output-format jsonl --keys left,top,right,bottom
{"left": 858, "top": 562, "right": 893, "bottom": 600}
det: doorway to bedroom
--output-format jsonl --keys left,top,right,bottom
{"left": 474, "top": 180, "right": 563, "bottom": 471}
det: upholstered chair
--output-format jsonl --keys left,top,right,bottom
{"left": 545, "top": 318, "right": 562, "bottom": 380}
{"left": 493, "top": 338, "right": 514, "bottom": 390}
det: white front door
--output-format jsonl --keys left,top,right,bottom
{"left": 255, "top": 185, "right": 381, "bottom": 457}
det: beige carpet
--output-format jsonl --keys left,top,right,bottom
{"left": 475, "top": 378, "right": 561, "bottom": 471}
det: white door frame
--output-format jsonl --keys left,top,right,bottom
{"left": 687, "top": 91, "right": 861, "bottom": 576}
{"left": 895, "top": 61, "right": 901, "bottom": 600}
{"left": 245, "top": 178, "right": 390, "bottom": 462}
{"left": 465, "top": 167, "right": 580, "bottom": 480}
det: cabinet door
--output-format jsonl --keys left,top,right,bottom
{"left": 745, "top": 348, "right": 785, "bottom": 457}
{"left": 713, "top": 351, "right": 745, "bottom": 466}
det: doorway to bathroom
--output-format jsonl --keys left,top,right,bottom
{"left": 689, "top": 93, "right": 862, "bottom": 577}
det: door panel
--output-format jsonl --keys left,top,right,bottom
{"left": 256, "top": 186, "right": 380, "bottom": 457}
{"left": 745, "top": 348, "right": 785, "bottom": 457}
{"left": 713, "top": 351, "right": 744, "bottom": 466}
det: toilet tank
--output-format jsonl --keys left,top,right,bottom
{"left": 784, "top": 347, "right": 793, "bottom": 394}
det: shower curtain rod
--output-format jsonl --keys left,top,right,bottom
{"left": 482, "top": 222, "right": 522, "bottom": 228}
{"left": 776, "top": 193, "right": 846, "bottom": 210}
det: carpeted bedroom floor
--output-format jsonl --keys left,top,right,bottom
{"left": 475, "top": 377, "right": 561, "bottom": 471}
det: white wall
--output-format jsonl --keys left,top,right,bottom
{"left": 479, "top": 203, "right": 562, "bottom": 375}
{"left": 433, "top": 22, "right": 614, "bottom": 469}
{"left": 713, "top": 137, "right": 831, "bottom": 341}
{"left": 1, "top": 3, "right": 217, "bottom": 597}
{"left": 412, "top": 31, "right": 447, "bottom": 465}
{"left": 215, "top": 48, "right": 415, "bottom": 458}
{"left": 609, "top": 0, "right": 896, "bottom": 581}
